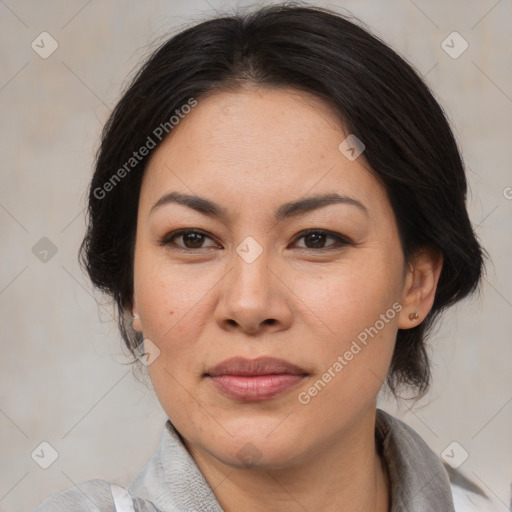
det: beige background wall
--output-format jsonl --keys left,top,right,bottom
{"left": 1, "top": 1, "right": 511, "bottom": 510}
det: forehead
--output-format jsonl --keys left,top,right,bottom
{"left": 140, "top": 87, "right": 389, "bottom": 220}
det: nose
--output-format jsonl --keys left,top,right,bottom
{"left": 214, "top": 248, "right": 293, "bottom": 335}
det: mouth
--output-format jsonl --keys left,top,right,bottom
{"left": 204, "top": 357, "right": 308, "bottom": 402}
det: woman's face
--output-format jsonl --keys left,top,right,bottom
{"left": 132, "top": 87, "right": 427, "bottom": 469}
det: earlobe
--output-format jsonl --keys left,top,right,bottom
{"left": 132, "top": 303, "right": 142, "bottom": 332}
{"left": 397, "top": 247, "right": 443, "bottom": 329}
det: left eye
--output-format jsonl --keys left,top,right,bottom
{"left": 292, "top": 230, "right": 349, "bottom": 250}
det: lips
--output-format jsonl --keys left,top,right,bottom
{"left": 205, "top": 356, "right": 307, "bottom": 377}
{"left": 205, "top": 357, "right": 308, "bottom": 401}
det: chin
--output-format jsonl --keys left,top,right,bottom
{"left": 207, "top": 416, "right": 308, "bottom": 469}
{"left": 218, "top": 438, "right": 305, "bottom": 471}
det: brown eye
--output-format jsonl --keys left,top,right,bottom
{"left": 303, "top": 232, "right": 328, "bottom": 248}
{"left": 293, "top": 230, "right": 351, "bottom": 250}
{"left": 181, "top": 232, "right": 206, "bottom": 248}
{"left": 159, "top": 229, "right": 218, "bottom": 250}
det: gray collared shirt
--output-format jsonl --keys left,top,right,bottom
{"left": 33, "top": 409, "right": 458, "bottom": 511}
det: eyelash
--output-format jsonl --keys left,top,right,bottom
{"left": 158, "top": 228, "right": 352, "bottom": 252}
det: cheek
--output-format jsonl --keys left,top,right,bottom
{"left": 135, "top": 254, "right": 207, "bottom": 331}
{"left": 295, "top": 255, "right": 402, "bottom": 337}
{"left": 133, "top": 257, "right": 223, "bottom": 379}
{"left": 294, "top": 255, "right": 402, "bottom": 388}
{"left": 294, "top": 283, "right": 399, "bottom": 423}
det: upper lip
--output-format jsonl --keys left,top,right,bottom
{"left": 205, "top": 357, "right": 308, "bottom": 377}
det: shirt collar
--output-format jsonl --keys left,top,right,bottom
{"left": 129, "top": 409, "right": 455, "bottom": 511}
{"left": 375, "top": 409, "right": 455, "bottom": 511}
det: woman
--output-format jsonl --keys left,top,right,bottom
{"left": 34, "top": 3, "right": 487, "bottom": 511}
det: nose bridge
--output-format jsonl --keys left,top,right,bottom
{"left": 214, "top": 236, "right": 292, "bottom": 332}
{"left": 229, "top": 240, "right": 273, "bottom": 304}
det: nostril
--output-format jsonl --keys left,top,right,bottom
{"left": 265, "top": 319, "right": 277, "bottom": 325}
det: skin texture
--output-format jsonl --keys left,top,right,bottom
{"left": 131, "top": 86, "right": 442, "bottom": 512}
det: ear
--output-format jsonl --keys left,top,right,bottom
{"left": 397, "top": 246, "right": 443, "bottom": 329}
{"left": 131, "top": 301, "right": 142, "bottom": 333}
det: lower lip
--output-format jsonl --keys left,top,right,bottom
{"left": 208, "top": 374, "right": 305, "bottom": 401}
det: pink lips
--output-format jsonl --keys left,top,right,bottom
{"left": 205, "top": 357, "right": 308, "bottom": 401}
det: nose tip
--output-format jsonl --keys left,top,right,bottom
{"left": 215, "top": 255, "right": 293, "bottom": 335}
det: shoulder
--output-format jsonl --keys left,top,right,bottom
{"left": 376, "top": 409, "right": 500, "bottom": 512}
{"left": 376, "top": 408, "right": 448, "bottom": 473}
{"left": 32, "top": 479, "right": 163, "bottom": 512}
{"left": 32, "top": 479, "right": 116, "bottom": 512}
{"left": 32, "top": 421, "right": 183, "bottom": 512}
{"left": 376, "top": 409, "right": 454, "bottom": 510}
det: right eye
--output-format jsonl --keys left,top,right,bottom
{"left": 158, "top": 229, "right": 220, "bottom": 250}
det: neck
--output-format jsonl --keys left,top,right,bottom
{"left": 186, "top": 407, "right": 390, "bottom": 512}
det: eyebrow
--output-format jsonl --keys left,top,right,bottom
{"left": 149, "top": 191, "right": 368, "bottom": 220}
